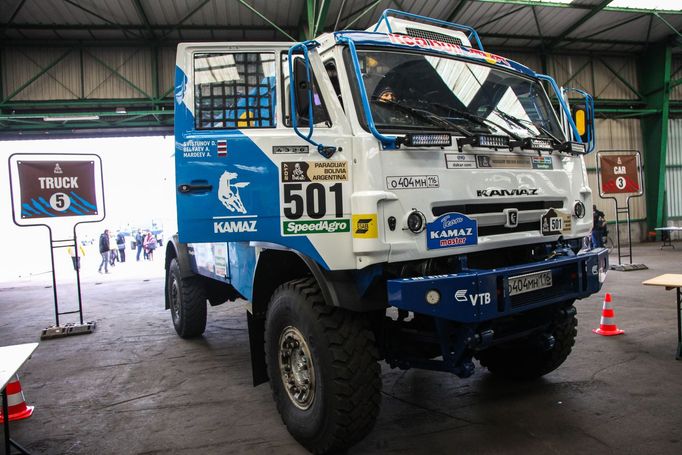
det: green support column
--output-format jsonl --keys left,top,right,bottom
{"left": 639, "top": 44, "right": 672, "bottom": 233}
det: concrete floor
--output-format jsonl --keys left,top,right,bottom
{"left": 1, "top": 243, "right": 681, "bottom": 455}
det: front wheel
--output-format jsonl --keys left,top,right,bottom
{"left": 476, "top": 305, "right": 578, "bottom": 380}
{"left": 167, "top": 258, "right": 207, "bottom": 338}
{"left": 265, "top": 277, "right": 381, "bottom": 454}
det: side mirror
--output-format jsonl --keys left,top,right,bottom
{"left": 293, "top": 58, "right": 312, "bottom": 121}
{"left": 293, "top": 58, "right": 330, "bottom": 125}
{"left": 287, "top": 42, "right": 336, "bottom": 158}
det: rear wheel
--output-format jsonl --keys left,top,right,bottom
{"left": 476, "top": 306, "right": 578, "bottom": 380}
{"left": 168, "top": 258, "right": 207, "bottom": 338}
{"left": 265, "top": 277, "right": 381, "bottom": 454}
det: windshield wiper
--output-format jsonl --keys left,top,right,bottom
{"left": 421, "top": 101, "right": 522, "bottom": 141}
{"left": 371, "top": 97, "right": 473, "bottom": 138}
{"left": 492, "top": 108, "right": 561, "bottom": 144}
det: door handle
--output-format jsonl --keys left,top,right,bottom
{"left": 178, "top": 182, "right": 213, "bottom": 193}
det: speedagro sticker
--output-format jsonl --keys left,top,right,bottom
{"left": 283, "top": 219, "right": 350, "bottom": 235}
{"left": 426, "top": 212, "right": 478, "bottom": 249}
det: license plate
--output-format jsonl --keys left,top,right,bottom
{"left": 508, "top": 270, "right": 553, "bottom": 296}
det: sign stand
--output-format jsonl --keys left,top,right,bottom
{"left": 596, "top": 150, "right": 647, "bottom": 272}
{"left": 8, "top": 153, "right": 105, "bottom": 338}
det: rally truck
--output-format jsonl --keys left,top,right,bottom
{"left": 165, "top": 9, "right": 608, "bottom": 453}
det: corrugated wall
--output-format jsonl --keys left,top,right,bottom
{"left": 585, "top": 119, "right": 646, "bottom": 225}
{"left": 666, "top": 119, "right": 682, "bottom": 219}
{"left": 547, "top": 54, "right": 639, "bottom": 100}
{"left": 1, "top": 47, "right": 176, "bottom": 101}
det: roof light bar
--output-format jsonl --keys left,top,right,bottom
{"left": 457, "top": 134, "right": 509, "bottom": 152}
{"left": 401, "top": 133, "right": 452, "bottom": 147}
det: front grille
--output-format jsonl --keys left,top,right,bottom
{"left": 432, "top": 200, "right": 563, "bottom": 217}
{"left": 405, "top": 27, "right": 463, "bottom": 46}
{"left": 509, "top": 263, "right": 579, "bottom": 309}
{"left": 479, "top": 222, "right": 540, "bottom": 236}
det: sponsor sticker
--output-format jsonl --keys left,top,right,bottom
{"left": 426, "top": 212, "right": 478, "bottom": 250}
{"left": 352, "top": 214, "right": 378, "bottom": 238}
{"left": 477, "top": 155, "right": 531, "bottom": 169}
{"left": 386, "top": 175, "right": 439, "bottom": 190}
{"left": 281, "top": 161, "right": 348, "bottom": 182}
{"left": 273, "top": 145, "right": 309, "bottom": 155}
{"left": 283, "top": 219, "right": 350, "bottom": 235}
{"left": 445, "top": 154, "right": 476, "bottom": 169}
{"left": 540, "top": 208, "right": 571, "bottom": 235}
{"left": 531, "top": 156, "right": 553, "bottom": 170}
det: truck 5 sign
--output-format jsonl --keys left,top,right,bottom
{"left": 598, "top": 152, "right": 642, "bottom": 196}
{"left": 16, "top": 160, "right": 98, "bottom": 219}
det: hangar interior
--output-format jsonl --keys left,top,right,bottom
{"left": 1, "top": 1, "right": 682, "bottom": 454}
{"left": 1, "top": 0, "right": 682, "bottom": 235}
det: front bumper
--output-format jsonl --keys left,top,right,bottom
{"left": 387, "top": 248, "right": 608, "bottom": 323}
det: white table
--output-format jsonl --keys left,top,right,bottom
{"left": 1, "top": 343, "right": 38, "bottom": 455}
{"left": 654, "top": 227, "right": 682, "bottom": 249}
{"left": 642, "top": 275, "right": 682, "bottom": 360}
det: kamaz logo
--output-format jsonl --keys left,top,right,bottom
{"left": 455, "top": 289, "right": 492, "bottom": 306}
{"left": 476, "top": 188, "right": 539, "bottom": 197}
{"left": 214, "top": 220, "right": 257, "bottom": 233}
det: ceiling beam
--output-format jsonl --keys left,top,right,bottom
{"left": 133, "top": 0, "right": 155, "bottom": 39}
{"left": 62, "top": 0, "right": 143, "bottom": 40}
{"left": 546, "top": 0, "right": 613, "bottom": 50}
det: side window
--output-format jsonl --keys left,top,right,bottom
{"left": 194, "top": 52, "right": 276, "bottom": 129}
{"left": 281, "top": 54, "right": 331, "bottom": 127}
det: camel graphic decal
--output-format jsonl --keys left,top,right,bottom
{"left": 218, "top": 171, "right": 250, "bottom": 214}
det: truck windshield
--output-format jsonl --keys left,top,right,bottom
{"left": 350, "top": 49, "right": 563, "bottom": 140}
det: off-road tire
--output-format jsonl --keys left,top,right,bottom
{"left": 476, "top": 307, "right": 578, "bottom": 380}
{"left": 168, "top": 258, "right": 207, "bottom": 338}
{"left": 265, "top": 277, "right": 381, "bottom": 454}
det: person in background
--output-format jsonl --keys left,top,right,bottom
{"left": 109, "top": 231, "right": 118, "bottom": 266}
{"left": 98, "top": 229, "right": 110, "bottom": 274}
{"left": 592, "top": 205, "right": 607, "bottom": 248}
{"left": 143, "top": 231, "right": 158, "bottom": 261}
{"left": 116, "top": 231, "right": 126, "bottom": 263}
{"left": 136, "top": 229, "right": 144, "bottom": 261}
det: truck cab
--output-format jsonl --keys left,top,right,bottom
{"left": 165, "top": 9, "right": 607, "bottom": 454}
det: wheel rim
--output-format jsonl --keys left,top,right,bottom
{"left": 278, "top": 326, "right": 315, "bottom": 410}
{"left": 169, "top": 277, "right": 180, "bottom": 323}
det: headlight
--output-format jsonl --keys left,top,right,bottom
{"left": 407, "top": 211, "right": 425, "bottom": 233}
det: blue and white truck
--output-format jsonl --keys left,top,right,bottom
{"left": 165, "top": 10, "right": 608, "bottom": 453}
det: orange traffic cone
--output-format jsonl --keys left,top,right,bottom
{"left": 592, "top": 293, "right": 624, "bottom": 336}
{"left": 0, "top": 374, "right": 34, "bottom": 423}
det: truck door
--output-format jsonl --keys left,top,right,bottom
{"left": 174, "top": 43, "right": 354, "bottom": 269}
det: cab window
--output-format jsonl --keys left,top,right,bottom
{"left": 194, "top": 52, "right": 276, "bottom": 129}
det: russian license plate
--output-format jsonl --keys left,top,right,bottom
{"left": 508, "top": 270, "right": 553, "bottom": 296}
